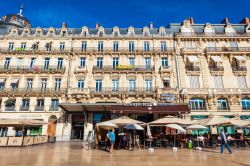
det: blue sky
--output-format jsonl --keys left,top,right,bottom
{"left": 0, "top": 0, "right": 249, "bottom": 28}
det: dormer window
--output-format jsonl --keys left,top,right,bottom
{"left": 144, "top": 32, "right": 149, "bottom": 37}
{"left": 13, "top": 30, "right": 17, "bottom": 33}
{"left": 25, "top": 30, "right": 28, "bottom": 33}
{"left": 160, "top": 31, "right": 165, "bottom": 36}
{"left": 114, "top": 31, "right": 119, "bottom": 37}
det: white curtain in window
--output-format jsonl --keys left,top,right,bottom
{"left": 189, "top": 76, "right": 200, "bottom": 88}
{"left": 214, "top": 76, "right": 224, "bottom": 89}
{"left": 237, "top": 76, "right": 247, "bottom": 89}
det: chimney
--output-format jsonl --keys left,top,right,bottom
{"left": 189, "top": 17, "right": 194, "bottom": 24}
{"left": 221, "top": 17, "right": 229, "bottom": 24}
{"left": 240, "top": 17, "right": 249, "bottom": 24}
{"left": 96, "top": 22, "right": 100, "bottom": 29}
{"left": 62, "top": 22, "right": 67, "bottom": 29}
{"left": 149, "top": 22, "right": 153, "bottom": 29}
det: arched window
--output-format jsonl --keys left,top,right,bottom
{"left": 217, "top": 98, "right": 229, "bottom": 110}
{"left": 241, "top": 98, "right": 250, "bottom": 110}
{"left": 189, "top": 98, "right": 206, "bottom": 110}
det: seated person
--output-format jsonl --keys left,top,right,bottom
{"left": 197, "top": 134, "right": 205, "bottom": 146}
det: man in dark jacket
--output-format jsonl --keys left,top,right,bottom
{"left": 220, "top": 128, "right": 232, "bottom": 154}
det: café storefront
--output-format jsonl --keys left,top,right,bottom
{"left": 59, "top": 103, "right": 190, "bottom": 141}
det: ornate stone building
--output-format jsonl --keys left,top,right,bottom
{"left": 0, "top": 6, "right": 249, "bottom": 141}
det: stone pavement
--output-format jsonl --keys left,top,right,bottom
{"left": 0, "top": 142, "right": 249, "bottom": 166}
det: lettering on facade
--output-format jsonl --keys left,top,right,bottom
{"left": 19, "top": 114, "right": 42, "bottom": 118}
{"left": 161, "top": 93, "right": 176, "bottom": 103}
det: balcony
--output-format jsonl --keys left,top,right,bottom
{"left": 206, "top": 47, "right": 250, "bottom": 53}
{"left": 185, "top": 65, "right": 200, "bottom": 75}
{"left": 217, "top": 107, "right": 230, "bottom": 112}
{"left": 74, "top": 66, "right": 88, "bottom": 74}
{"left": 0, "top": 47, "right": 72, "bottom": 54}
{"left": 0, "top": 88, "right": 66, "bottom": 96}
{"left": 0, "top": 65, "right": 66, "bottom": 74}
{"left": 232, "top": 66, "right": 247, "bottom": 76}
{"left": 90, "top": 87, "right": 157, "bottom": 95}
{"left": 49, "top": 106, "right": 59, "bottom": 111}
{"left": 209, "top": 66, "right": 224, "bottom": 75}
{"left": 92, "top": 65, "right": 155, "bottom": 73}
{"left": 71, "top": 88, "right": 89, "bottom": 94}
{"left": 5, "top": 106, "right": 15, "bottom": 111}
{"left": 175, "top": 32, "right": 250, "bottom": 38}
{"left": 159, "top": 66, "right": 172, "bottom": 74}
{"left": 35, "top": 106, "right": 45, "bottom": 111}
{"left": 72, "top": 47, "right": 174, "bottom": 54}
{"left": 19, "top": 106, "right": 30, "bottom": 111}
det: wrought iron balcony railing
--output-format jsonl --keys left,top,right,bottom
{"left": 49, "top": 106, "right": 59, "bottom": 111}
{"left": 0, "top": 65, "right": 66, "bottom": 73}
{"left": 90, "top": 87, "right": 157, "bottom": 94}
{"left": 209, "top": 66, "right": 224, "bottom": 71}
{"left": 175, "top": 32, "right": 250, "bottom": 37}
{"left": 0, "top": 88, "right": 66, "bottom": 95}
{"left": 92, "top": 65, "right": 155, "bottom": 72}
{"left": 19, "top": 106, "right": 30, "bottom": 111}
{"left": 185, "top": 66, "right": 200, "bottom": 71}
{"left": 35, "top": 106, "right": 45, "bottom": 111}
{"left": 5, "top": 106, "right": 15, "bottom": 111}
{"left": 232, "top": 66, "right": 247, "bottom": 71}
{"left": 206, "top": 47, "right": 250, "bottom": 52}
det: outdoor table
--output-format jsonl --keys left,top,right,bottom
{"left": 0, "top": 137, "right": 8, "bottom": 147}
{"left": 7, "top": 137, "right": 23, "bottom": 146}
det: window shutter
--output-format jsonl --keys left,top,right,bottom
{"left": 190, "top": 76, "right": 200, "bottom": 88}
{"left": 214, "top": 76, "right": 224, "bottom": 88}
{"left": 237, "top": 76, "right": 247, "bottom": 89}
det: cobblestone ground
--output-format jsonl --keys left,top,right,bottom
{"left": 0, "top": 142, "right": 250, "bottom": 166}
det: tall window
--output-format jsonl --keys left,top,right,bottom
{"left": 21, "top": 99, "right": 30, "bottom": 109}
{"left": 144, "top": 42, "right": 150, "bottom": 52}
{"left": 112, "top": 79, "right": 119, "bottom": 91}
{"left": 129, "top": 57, "right": 135, "bottom": 66}
{"left": 57, "top": 58, "right": 63, "bottom": 69}
{"left": 77, "top": 80, "right": 84, "bottom": 89}
{"left": 30, "top": 58, "right": 36, "bottom": 68}
{"left": 113, "top": 41, "right": 119, "bottom": 52}
{"left": 4, "top": 58, "right": 10, "bottom": 69}
{"left": 59, "top": 42, "right": 65, "bottom": 51}
{"left": 160, "top": 42, "right": 167, "bottom": 52}
{"left": 183, "top": 41, "right": 197, "bottom": 48}
{"left": 81, "top": 41, "right": 87, "bottom": 52}
{"left": 45, "top": 43, "right": 52, "bottom": 51}
{"left": 128, "top": 79, "right": 136, "bottom": 91}
{"left": 145, "top": 57, "right": 151, "bottom": 69}
{"left": 161, "top": 57, "right": 168, "bottom": 68}
{"left": 20, "top": 43, "right": 26, "bottom": 50}
{"left": 8, "top": 42, "right": 14, "bottom": 51}
{"left": 189, "top": 76, "right": 200, "bottom": 88}
{"left": 44, "top": 58, "right": 50, "bottom": 70}
{"left": 26, "top": 78, "right": 33, "bottom": 90}
{"left": 37, "top": 99, "right": 44, "bottom": 108}
{"left": 17, "top": 58, "right": 23, "bottom": 68}
{"left": 0, "top": 79, "right": 5, "bottom": 90}
{"left": 163, "top": 80, "right": 170, "bottom": 88}
{"left": 51, "top": 99, "right": 59, "bottom": 109}
{"left": 98, "top": 41, "right": 104, "bottom": 52}
{"left": 214, "top": 76, "right": 224, "bottom": 89}
{"left": 96, "top": 80, "right": 102, "bottom": 92}
{"left": 80, "top": 57, "right": 86, "bottom": 67}
{"left": 189, "top": 98, "right": 206, "bottom": 110}
{"left": 129, "top": 41, "right": 134, "bottom": 52}
{"left": 11, "top": 79, "right": 19, "bottom": 90}
{"left": 237, "top": 76, "right": 247, "bottom": 89}
{"left": 96, "top": 57, "right": 103, "bottom": 69}
{"left": 241, "top": 98, "right": 250, "bottom": 110}
{"left": 41, "top": 78, "right": 47, "bottom": 92}
{"left": 145, "top": 79, "right": 152, "bottom": 91}
{"left": 112, "top": 57, "right": 119, "bottom": 69}
{"left": 55, "top": 78, "right": 61, "bottom": 91}
{"left": 217, "top": 98, "right": 229, "bottom": 110}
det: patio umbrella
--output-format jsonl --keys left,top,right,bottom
{"left": 149, "top": 116, "right": 193, "bottom": 125}
{"left": 198, "top": 116, "right": 232, "bottom": 126}
{"left": 165, "top": 124, "right": 186, "bottom": 149}
{"left": 186, "top": 124, "right": 208, "bottom": 150}
{"left": 110, "top": 116, "right": 144, "bottom": 125}
{"left": 96, "top": 121, "right": 118, "bottom": 130}
{"left": 124, "top": 124, "right": 144, "bottom": 130}
{"left": 146, "top": 124, "right": 154, "bottom": 151}
{"left": 228, "top": 119, "right": 250, "bottom": 127}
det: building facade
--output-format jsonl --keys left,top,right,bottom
{"left": 0, "top": 8, "right": 250, "bottom": 141}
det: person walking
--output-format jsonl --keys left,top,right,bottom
{"left": 220, "top": 128, "right": 232, "bottom": 154}
{"left": 107, "top": 129, "right": 115, "bottom": 153}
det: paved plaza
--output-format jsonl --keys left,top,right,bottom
{"left": 0, "top": 142, "right": 249, "bottom": 166}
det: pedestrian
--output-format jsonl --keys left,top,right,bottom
{"left": 220, "top": 128, "right": 232, "bottom": 154}
{"left": 107, "top": 129, "right": 115, "bottom": 153}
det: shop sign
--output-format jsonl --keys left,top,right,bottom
{"left": 116, "top": 65, "right": 134, "bottom": 69}
{"left": 124, "top": 102, "right": 156, "bottom": 107}
{"left": 161, "top": 93, "right": 176, "bottom": 102}
{"left": 19, "top": 114, "right": 42, "bottom": 118}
